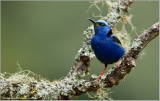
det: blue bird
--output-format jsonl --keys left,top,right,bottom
{"left": 88, "top": 18, "right": 125, "bottom": 79}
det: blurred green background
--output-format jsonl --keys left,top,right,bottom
{"left": 1, "top": 1, "right": 159, "bottom": 100}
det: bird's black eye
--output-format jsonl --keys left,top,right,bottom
{"left": 98, "top": 23, "right": 106, "bottom": 26}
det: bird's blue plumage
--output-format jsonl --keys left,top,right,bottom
{"left": 90, "top": 19, "right": 125, "bottom": 66}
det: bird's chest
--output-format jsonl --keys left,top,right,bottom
{"left": 91, "top": 36, "right": 112, "bottom": 52}
{"left": 91, "top": 36, "right": 118, "bottom": 64}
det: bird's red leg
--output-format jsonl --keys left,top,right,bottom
{"left": 115, "top": 60, "right": 121, "bottom": 67}
{"left": 97, "top": 65, "right": 108, "bottom": 79}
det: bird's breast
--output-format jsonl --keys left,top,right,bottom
{"left": 91, "top": 35, "right": 125, "bottom": 65}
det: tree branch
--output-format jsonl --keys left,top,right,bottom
{"left": 1, "top": 0, "right": 159, "bottom": 100}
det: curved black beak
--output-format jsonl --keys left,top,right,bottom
{"left": 87, "top": 18, "right": 97, "bottom": 26}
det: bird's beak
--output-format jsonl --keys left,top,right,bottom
{"left": 87, "top": 18, "right": 98, "bottom": 26}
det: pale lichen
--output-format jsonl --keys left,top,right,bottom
{"left": 19, "top": 84, "right": 29, "bottom": 95}
{"left": 0, "top": 69, "right": 95, "bottom": 100}
{"left": 87, "top": 83, "right": 112, "bottom": 100}
{"left": 131, "top": 38, "right": 142, "bottom": 49}
{"left": 91, "top": 74, "right": 98, "bottom": 79}
{"left": 75, "top": 25, "right": 95, "bottom": 60}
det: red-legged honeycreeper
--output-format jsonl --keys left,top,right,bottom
{"left": 88, "top": 18, "right": 125, "bottom": 79}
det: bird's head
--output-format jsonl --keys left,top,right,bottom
{"left": 88, "top": 18, "right": 111, "bottom": 35}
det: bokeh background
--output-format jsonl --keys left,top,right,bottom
{"left": 1, "top": 1, "right": 159, "bottom": 100}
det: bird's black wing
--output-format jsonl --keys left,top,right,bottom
{"left": 107, "top": 29, "right": 112, "bottom": 37}
{"left": 112, "top": 36, "right": 122, "bottom": 45}
{"left": 107, "top": 29, "right": 122, "bottom": 45}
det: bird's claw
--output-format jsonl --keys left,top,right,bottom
{"left": 97, "top": 75, "right": 101, "bottom": 79}
{"left": 114, "top": 60, "right": 122, "bottom": 67}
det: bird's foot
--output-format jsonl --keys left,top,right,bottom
{"left": 97, "top": 75, "right": 102, "bottom": 82}
{"left": 97, "top": 75, "right": 102, "bottom": 80}
{"left": 114, "top": 60, "right": 121, "bottom": 67}
{"left": 97, "top": 65, "right": 108, "bottom": 80}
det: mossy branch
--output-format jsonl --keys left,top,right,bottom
{"left": 1, "top": 0, "right": 158, "bottom": 100}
